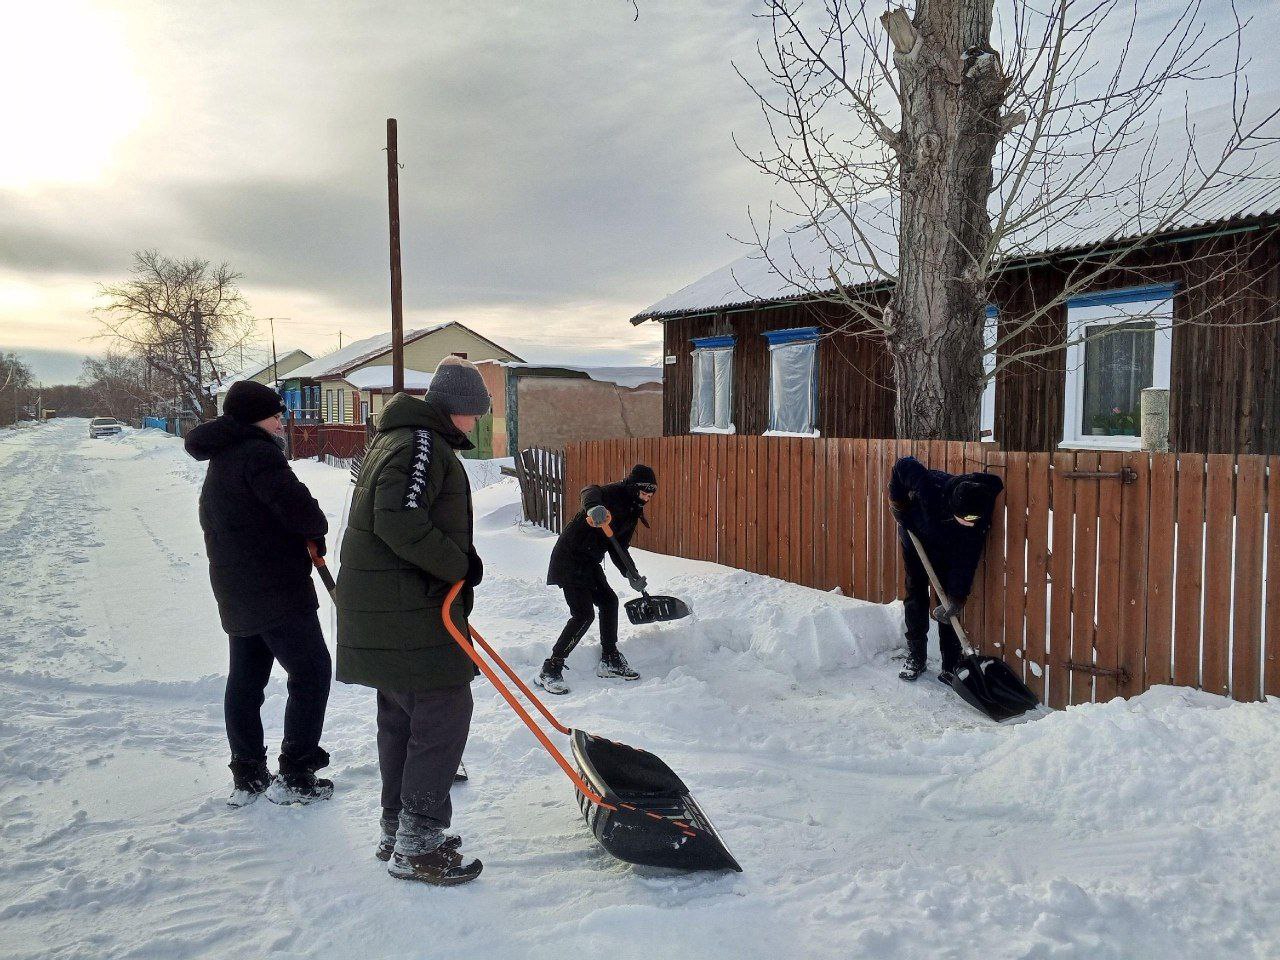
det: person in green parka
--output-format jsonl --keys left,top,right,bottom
{"left": 335, "top": 356, "right": 488, "bottom": 886}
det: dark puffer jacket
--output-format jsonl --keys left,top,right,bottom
{"left": 888, "top": 456, "right": 1004, "bottom": 603}
{"left": 335, "top": 394, "right": 476, "bottom": 693}
{"left": 185, "top": 417, "right": 329, "bottom": 636}
{"left": 547, "top": 481, "right": 647, "bottom": 588}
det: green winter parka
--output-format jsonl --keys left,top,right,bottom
{"left": 335, "top": 393, "right": 475, "bottom": 692}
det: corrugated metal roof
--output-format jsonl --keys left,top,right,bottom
{"left": 634, "top": 95, "right": 1280, "bottom": 322}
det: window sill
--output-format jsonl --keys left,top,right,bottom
{"left": 1058, "top": 437, "right": 1142, "bottom": 451}
{"left": 762, "top": 429, "right": 820, "bottom": 438}
{"left": 691, "top": 425, "right": 737, "bottom": 435}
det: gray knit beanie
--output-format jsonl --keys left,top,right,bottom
{"left": 426, "top": 355, "right": 491, "bottom": 416}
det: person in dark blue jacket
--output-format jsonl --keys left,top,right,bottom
{"left": 888, "top": 456, "right": 1004, "bottom": 682}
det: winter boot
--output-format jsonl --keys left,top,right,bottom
{"left": 597, "top": 649, "right": 639, "bottom": 681}
{"left": 227, "top": 759, "right": 273, "bottom": 808}
{"left": 535, "top": 657, "right": 569, "bottom": 695}
{"left": 389, "top": 842, "right": 483, "bottom": 885}
{"left": 898, "top": 657, "right": 926, "bottom": 682}
{"left": 267, "top": 748, "right": 333, "bottom": 805}
{"left": 376, "top": 820, "right": 462, "bottom": 862}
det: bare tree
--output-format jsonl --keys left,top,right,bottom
{"left": 80, "top": 350, "right": 154, "bottom": 423}
{"left": 94, "top": 251, "right": 258, "bottom": 422}
{"left": 737, "top": 0, "right": 1278, "bottom": 438}
{"left": 0, "top": 351, "right": 35, "bottom": 426}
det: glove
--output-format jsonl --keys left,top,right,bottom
{"left": 627, "top": 573, "right": 648, "bottom": 593}
{"left": 586, "top": 505, "right": 611, "bottom": 527}
{"left": 465, "top": 548, "right": 483, "bottom": 588}
{"left": 311, "top": 537, "right": 327, "bottom": 558}
{"left": 931, "top": 600, "right": 964, "bottom": 624}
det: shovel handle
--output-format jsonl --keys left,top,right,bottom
{"left": 308, "top": 541, "right": 337, "bottom": 596}
{"left": 600, "top": 523, "right": 648, "bottom": 596}
{"left": 439, "top": 581, "right": 613, "bottom": 810}
{"left": 904, "top": 530, "right": 975, "bottom": 656}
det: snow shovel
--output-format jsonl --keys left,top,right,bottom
{"left": 439, "top": 580, "right": 740, "bottom": 872}
{"left": 904, "top": 530, "right": 1041, "bottom": 723}
{"left": 599, "top": 521, "right": 692, "bottom": 625}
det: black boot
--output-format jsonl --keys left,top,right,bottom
{"left": 227, "top": 759, "right": 273, "bottom": 808}
{"left": 898, "top": 657, "right": 926, "bottom": 682}
{"left": 376, "top": 819, "right": 462, "bottom": 862}
{"left": 268, "top": 748, "right": 333, "bottom": 805}
{"left": 536, "top": 657, "right": 569, "bottom": 695}
{"left": 597, "top": 649, "right": 639, "bottom": 680}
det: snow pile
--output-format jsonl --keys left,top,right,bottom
{"left": 2, "top": 420, "right": 1279, "bottom": 960}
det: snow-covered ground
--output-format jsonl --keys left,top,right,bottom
{"left": 2, "top": 419, "right": 1278, "bottom": 960}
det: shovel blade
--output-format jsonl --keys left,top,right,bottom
{"left": 946, "top": 654, "right": 1041, "bottom": 722}
{"left": 624, "top": 595, "right": 691, "bottom": 625}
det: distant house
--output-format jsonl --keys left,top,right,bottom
{"left": 209, "top": 349, "right": 314, "bottom": 416}
{"left": 286, "top": 323, "right": 524, "bottom": 426}
{"left": 475, "top": 361, "right": 662, "bottom": 458}
{"left": 632, "top": 102, "right": 1280, "bottom": 454}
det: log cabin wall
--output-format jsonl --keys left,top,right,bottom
{"left": 654, "top": 219, "right": 1280, "bottom": 453}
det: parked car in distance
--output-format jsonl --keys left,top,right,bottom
{"left": 89, "top": 417, "right": 124, "bottom": 438}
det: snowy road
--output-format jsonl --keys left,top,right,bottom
{"left": 2, "top": 420, "right": 1279, "bottom": 960}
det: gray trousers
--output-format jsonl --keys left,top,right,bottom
{"left": 376, "top": 684, "right": 473, "bottom": 846}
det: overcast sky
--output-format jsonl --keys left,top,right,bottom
{"left": 0, "top": 0, "right": 788, "bottom": 383}
{"left": 3, "top": 1, "right": 1276, "bottom": 385}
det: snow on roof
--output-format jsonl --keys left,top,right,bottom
{"left": 289, "top": 324, "right": 451, "bottom": 380}
{"left": 503, "top": 363, "right": 662, "bottom": 388}
{"left": 341, "top": 365, "right": 434, "bottom": 391}
{"left": 634, "top": 95, "right": 1280, "bottom": 321}
{"left": 205, "top": 349, "right": 313, "bottom": 393}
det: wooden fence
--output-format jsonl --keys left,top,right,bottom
{"left": 512, "top": 447, "right": 565, "bottom": 533}
{"left": 287, "top": 422, "right": 369, "bottom": 462}
{"left": 565, "top": 436, "right": 1278, "bottom": 708}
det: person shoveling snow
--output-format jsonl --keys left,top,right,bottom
{"left": 334, "top": 360, "right": 490, "bottom": 887}
{"left": 888, "top": 455, "right": 1003, "bottom": 684}
{"left": 536, "top": 464, "right": 658, "bottom": 695}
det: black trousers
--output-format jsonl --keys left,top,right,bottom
{"left": 550, "top": 568, "right": 619, "bottom": 660}
{"left": 377, "top": 685, "right": 473, "bottom": 832}
{"left": 225, "top": 608, "right": 331, "bottom": 769}
{"left": 900, "top": 536, "right": 963, "bottom": 672}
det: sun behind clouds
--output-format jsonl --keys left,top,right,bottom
{"left": 0, "top": 0, "right": 146, "bottom": 190}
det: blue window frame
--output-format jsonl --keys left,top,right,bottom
{"left": 690, "top": 335, "right": 736, "bottom": 432}
{"left": 763, "top": 327, "right": 819, "bottom": 435}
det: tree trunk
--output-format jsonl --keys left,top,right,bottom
{"left": 884, "top": 1, "right": 1005, "bottom": 440}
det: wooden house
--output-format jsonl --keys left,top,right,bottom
{"left": 632, "top": 107, "right": 1280, "bottom": 454}
{"left": 286, "top": 322, "right": 523, "bottom": 426}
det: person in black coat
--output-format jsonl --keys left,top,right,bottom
{"left": 185, "top": 380, "right": 333, "bottom": 806}
{"left": 888, "top": 456, "right": 1004, "bottom": 682}
{"left": 536, "top": 464, "right": 657, "bottom": 695}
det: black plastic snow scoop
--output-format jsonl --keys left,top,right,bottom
{"left": 439, "top": 581, "right": 740, "bottom": 873}
{"left": 601, "top": 521, "right": 692, "bottom": 625}
{"left": 905, "top": 530, "right": 1041, "bottom": 723}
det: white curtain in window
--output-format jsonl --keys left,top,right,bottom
{"left": 768, "top": 340, "right": 817, "bottom": 434}
{"left": 691, "top": 346, "right": 734, "bottom": 431}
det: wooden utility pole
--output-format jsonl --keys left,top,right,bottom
{"left": 386, "top": 118, "right": 405, "bottom": 394}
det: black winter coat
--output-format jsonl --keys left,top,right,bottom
{"left": 185, "top": 417, "right": 329, "bottom": 636}
{"left": 888, "top": 456, "right": 1004, "bottom": 604}
{"left": 547, "top": 481, "right": 646, "bottom": 588}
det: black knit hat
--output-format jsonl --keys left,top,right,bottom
{"left": 624, "top": 463, "right": 657, "bottom": 489}
{"left": 224, "top": 380, "right": 284, "bottom": 425}
{"left": 951, "top": 480, "right": 995, "bottom": 520}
